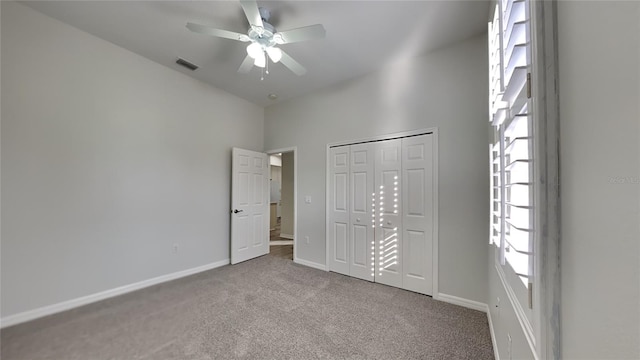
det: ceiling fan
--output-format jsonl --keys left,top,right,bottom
{"left": 186, "top": 0, "right": 326, "bottom": 77}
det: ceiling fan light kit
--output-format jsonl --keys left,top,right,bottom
{"left": 246, "top": 42, "right": 262, "bottom": 59}
{"left": 187, "top": 0, "right": 326, "bottom": 79}
{"left": 253, "top": 52, "right": 266, "bottom": 68}
{"left": 266, "top": 47, "right": 282, "bottom": 63}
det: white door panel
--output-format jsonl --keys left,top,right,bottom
{"left": 237, "top": 215, "right": 249, "bottom": 250}
{"left": 333, "top": 222, "right": 348, "bottom": 262}
{"left": 231, "top": 148, "right": 269, "bottom": 264}
{"left": 328, "top": 147, "right": 350, "bottom": 275}
{"left": 406, "top": 169, "right": 425, "bottom": 216}
{"left": 252, "top": 214, "right": 264, "bottom": 246}
{"left": 349, "top": 143, "right": 374, "bottom": 281}
{"left": 352, "top": 173, "right": 368, "bottom": 213}
{"left": 375, "top": 139, "right": 403, "bottom": 288}
{"left": 334, "top": 173, "right": 348, "bottom": 212}
{"left": 352, "top": 224, "right": 368, "bottom": 266}
{"left": 402, "top": 135, "right": 434, "bottom": 295}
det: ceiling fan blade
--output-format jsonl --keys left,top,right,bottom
{"left": 186, "top": 23, "right": 250, "bottom": 42}
{"left": 237, "top": 54, "right": 254, "bottom": 73}
{"left": 275, "top": 24, "right": 326, "bottom": 44}
{"left": 279, "top": 51, "right": 307, "bottom": 76}
{"left": 239, "top": 0, "right": 264, "bottom": 28}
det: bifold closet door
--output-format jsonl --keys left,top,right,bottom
{"left": 401, "top": 135, "right": 434, "bottom": 295}
{"left": 349, "top": 143, "right": 374, "bottom": 281}
{"left": 328, "top": 134, "right": 434, "bottom": 296}
{"left": 374, "top": 139, "right": 403, "bottom": 288}
{"left": 328, "top": 147, "right": 350, "bottom": 275}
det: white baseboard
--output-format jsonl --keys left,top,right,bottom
{"left": 279, "top": 233, "right": 294, "bottom": 240}
{"left": 0, "top": 259, "right": 230, "bottom": 328}
{"left": 294, "top": 258, "right": 326, "bottom": 271}
{"left": 270, "top": 240, "right": 294, "bottom": 245}
{"left": 487, "top": 307, "right": 500, "bottom": 360}
{"left": 436, "top": 292, "right": 489, "bottom": 313}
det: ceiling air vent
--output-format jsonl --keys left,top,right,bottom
{"left": 176, "top": 58, "right": 198, "bottom": 71}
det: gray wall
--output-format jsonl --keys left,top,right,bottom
{"left": 558, "top": 1, "right": 640, "bottom": 358}
{"left": 1, "top": 2, "right": 264, "bottom": 318}
{"left": 270, "top": 165, "right": 281, "bottom": 204}
{"left": 280, "top": 152, "right": 294, "bottom": 237}
{"left": 264, "top": 35, "right": 489, "bottom": 303}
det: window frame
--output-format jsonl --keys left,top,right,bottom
{"left": 488, "top": 0, "right": 561, "bottom": 359}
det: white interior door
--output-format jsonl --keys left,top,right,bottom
{"left": 401, "top": 135, "right": 434, "bottom": 295}
{"left": 374, "top": 139, "right": 403, "bottom": 288}
{"left": 231, "top": 148, "right": 269, "bottom": 264}
{"left": 328, "top": 147, "right": 350, "bottom": 275}
{"left": 349, "top": 143, "right": 374, "bottom": 281}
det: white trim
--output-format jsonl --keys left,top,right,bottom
{"left": 436, "top": 293, "right": 489, "bottom": 313}
{"left": 270, "top": 240, "right": 294, "bottom": 245}
{"left": 432, "top": 128, "right": 439, "bottom": 297}
{"left": 325, "top": 144, "right": 331, "bottom": 272}
{"left": 325, "top": 128, "right": 439, "bottom": 295}
{"left": 265, "top": 147, "right": 297, "bottom": 264}
{"left": 487, "top": 309, "right": 501, "bottom": 360}
{"left": 326, "top": 128, "right": 436, "bottom": 148}
{"left": 530, "top": 1, "right": 561, "bottom": 359}
{"left": 495, "top": 263, "right": 539, "bottom": 360}
{"left": 0, "top": 259, "right": 229, "bottom": 328}
{"left": 279, "top": 233, "right": 294, "bottom": 240}
{"left": 294, "top": 258, "right": 326, "bottom": 271}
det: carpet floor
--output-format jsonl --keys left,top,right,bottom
{"left": 1, "top": 255, "right": 494, "bottom": 360}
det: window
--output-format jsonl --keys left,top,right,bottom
{"left": 489, "top": 0, "right": 536, "bottom": 344}
{"left": 489, "top": 1, "right": 561, "bottom": 358}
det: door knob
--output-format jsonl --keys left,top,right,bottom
{"left": 387, "top": 221, "right": 392, "bottom": 225}
{"left": 233, "top": 209, "right": 243, "bottom": 214}
{"left": 356, "top": 218, "right": 361, "bottom": 222}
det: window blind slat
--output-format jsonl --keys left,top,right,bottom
{"left": 505, "top": 238, "right": 532, "bottom": 255}
{"left": 503, "top": 66, "right": 528, "bottom": 105}
{"left": 503, "top": 0, "right": 526, "bottom": 43}
{"left": 505, "top": 21, "right": 527, "bottom": 61}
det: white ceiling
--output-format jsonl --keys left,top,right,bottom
{"left": 22, "top": 0, "right": 490, "bottom": 106}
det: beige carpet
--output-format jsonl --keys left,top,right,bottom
{"left": 1, "top": 255, "right": 493, "bottom": 359}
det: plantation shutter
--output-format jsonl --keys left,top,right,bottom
{"left": 489, "top": 0, "right": 534, "bottom": 303}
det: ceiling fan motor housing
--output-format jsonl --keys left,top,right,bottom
{"left": 246, "top": 7, "right": 279, "bottom": 47}
{"left": 258, "top": 7, "right": 271, "bottom": 22}
{"left": 248, "top": 22, "right": 277, "bottom": 47}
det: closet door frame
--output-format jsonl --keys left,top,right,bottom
{"left": 325, "top": 128, "right": 439, "bottom": 297}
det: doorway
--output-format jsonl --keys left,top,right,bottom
{"left": 267, "top": 148, "right": 296, "bottom": 261}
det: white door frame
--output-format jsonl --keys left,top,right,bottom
{"left": 325, "top": 128, "right": 439, "bottom": 296}
{"left": 265, "top": 147, "right": 298, "bottom": 263}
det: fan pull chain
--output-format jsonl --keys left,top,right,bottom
{"left": 260, "top": 53, "right": 268, "bottom": 81}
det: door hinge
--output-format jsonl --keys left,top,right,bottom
{"left": 528, "top": 282, "right": 533, "bottom": 309}
{"left": 526, "top": 72, "right": 532, "bottom": 98}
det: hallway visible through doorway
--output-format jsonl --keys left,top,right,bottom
{"left": 270, "top": 216, "right": 293, "bottom": 259}
{"left": 268, "top": 151, "right": 294, "bottom": 260}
